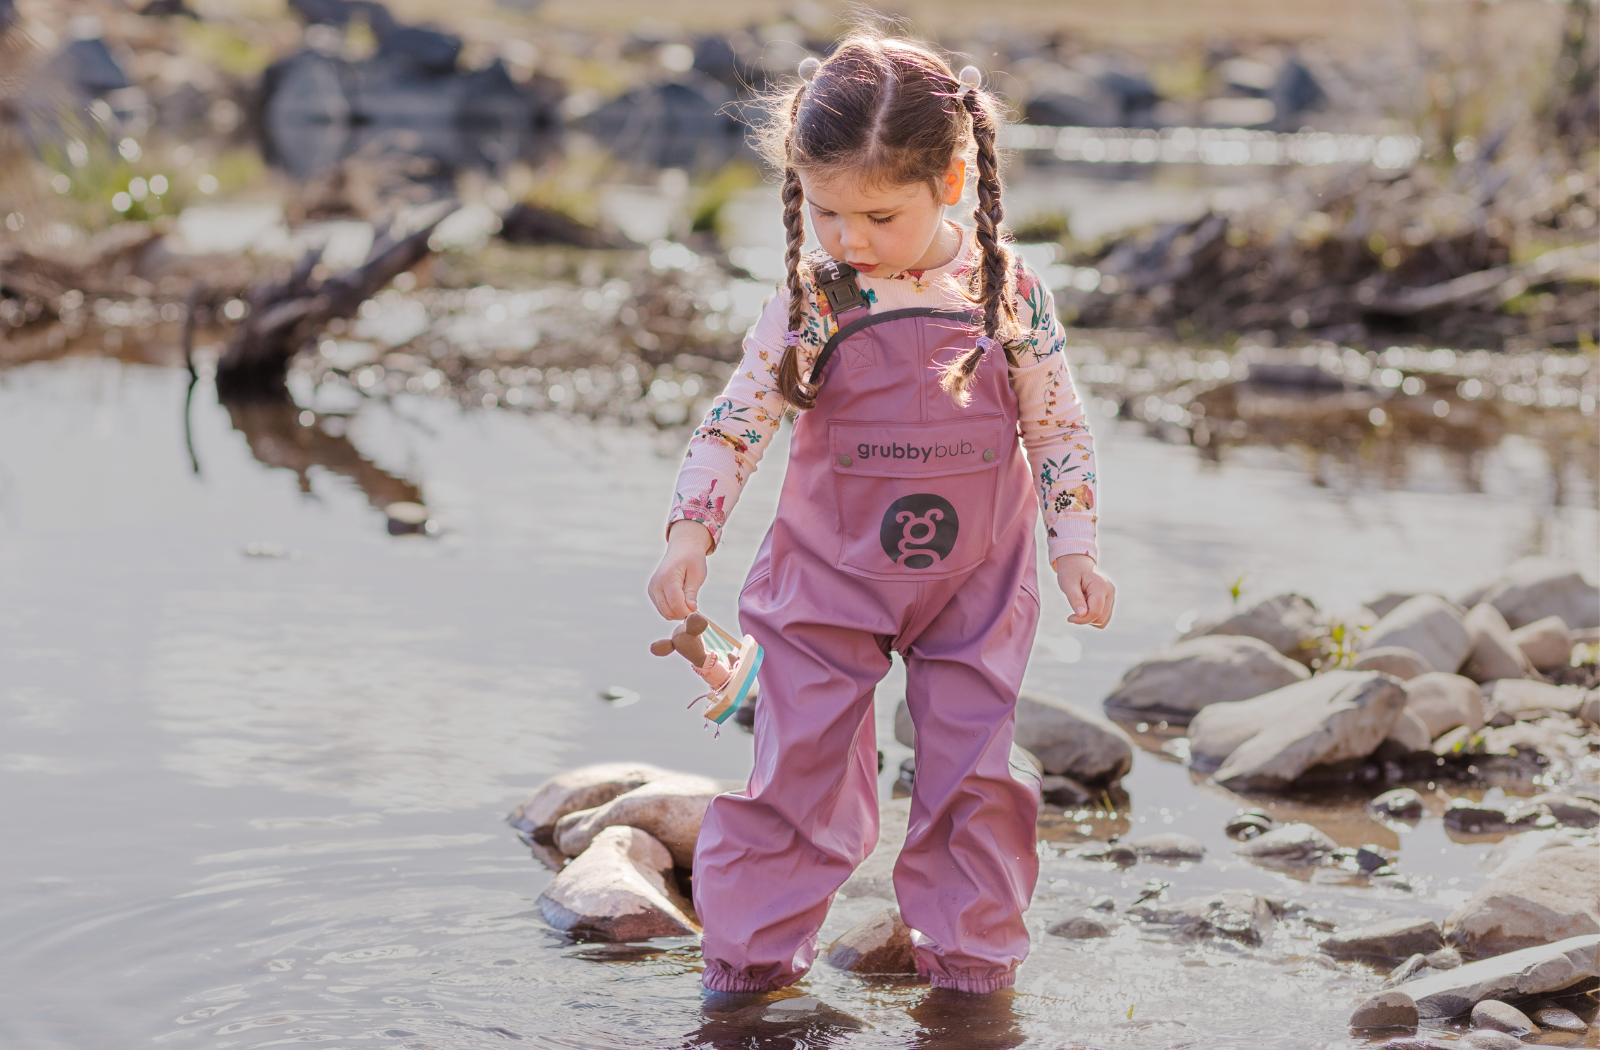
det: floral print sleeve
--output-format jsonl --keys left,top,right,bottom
{"left": 667, "top": 281, "right": 828, "bottom": 549}
{"left": 1008, "top": 265, "right": 1099, "bottom": 566}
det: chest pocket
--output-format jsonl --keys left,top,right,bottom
{"left": 828, "top": 415, "right": 1006, "bottom": 581}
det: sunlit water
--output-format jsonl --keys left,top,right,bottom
{"left": 0, "top": 359, "right": 1595, "bottom": 1050}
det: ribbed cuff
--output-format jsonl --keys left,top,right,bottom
{"left": 667, "top": 511, "right": 721, "bottom": 553}
{"left": 924, "top": 969, "right": 1017, "bottom": 993}
{"left": 701, "top": 962, "right": 803, "bottom": 993}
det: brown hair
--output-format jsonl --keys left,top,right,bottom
{"left": 757, "top": 33, "right": 1018, "bottom": 410}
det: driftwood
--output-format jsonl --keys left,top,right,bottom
{"left": 214, "top": 210, "right": 451, "bottom": 395}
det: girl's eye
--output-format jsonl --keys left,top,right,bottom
{"left": 870, "top": 215, "right": 894, "bottom": 226}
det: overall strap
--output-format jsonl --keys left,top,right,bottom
{"left": 809, "top": 308, "right": 980, "bottom": 385}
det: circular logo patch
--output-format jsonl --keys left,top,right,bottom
{"left": 879, "top": 493, "right": 960, "bottom": 569}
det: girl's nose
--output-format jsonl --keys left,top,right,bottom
{"left": 839, "top": 223, "right": 871, "bottom": 251}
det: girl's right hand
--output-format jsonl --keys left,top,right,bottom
{"left": 648, "top": 519, "right": 713, "bottom": 620}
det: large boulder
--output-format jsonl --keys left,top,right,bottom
{"left": 1363, "top": 595, "right": 1471, "bottom": 676}
{"left": 1181, "top": 593, "right": 1326, "bottom": 666}
{"left": 536, "top": 825, "right": 699, "bottom": 941}
{"left": 1461, "top": 604, "right": 1534, "bottom": 683}
{"left": 1400, "top": 934, "right": 1600, "bottom": 1018}
{"left": 1445, "top": 847, "right": 1600, "bottom": 957}
{"left": 1471, "top": 558, "right": 1600, "bottom": 630}
{"left": 1189, "top": 671, "right": 1406, "bottom": 790}
{"left": 554, "top": 774, "right": 724, "bottom": 868}
{"left": 1403, "top": 674, "right": 1485, "bottom": 738}
{"left": 1132, "top": 890, "right": 1276, "bottom": 945}
{"left": 1481, "top": 679, "right": 1588, "bottom": 722}
{"left": 507, "top": 762, "right": 673, "bottom": 846}
{"left": 823, "top": 906, "right": 917, "bottom": 974}
{"left": 1321, "top": 918, "right": 1445, "bottom": 962}
{"left": 1352, "top": 646, "right": 1433, "bottom": 680}
{"left": 1511, "top": 616, "right": 1574, "bottom": 671}
{"left": 1102, "top": 636, "right": 1308, "bottom": 724}
{"left": 1014, "top": 693, "right": 1133, "bottom": 784}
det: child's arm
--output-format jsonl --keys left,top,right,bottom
{"left": 648, "top": 519, "right": 710, "bottom": 619}
{"left": 1009, "top": 268, "right": 1116, "bottom": 628}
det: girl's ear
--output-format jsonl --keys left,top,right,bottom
{"left": 941, "top": 160, "right": 966, "bottom": 206}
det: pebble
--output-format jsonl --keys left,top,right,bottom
{"left": 1368, "top": 788, "right": 1426, "bottom": 821}
{"left": 1382, "top": 953, "right": 1432, "bottom": 988}
{"left": 1090, "top": 895, "right": 1115, "bottom": 911}
{"left": 1462, "top": 1032, "right": 1524, "bottom": 1050}
{"left": 1350, "top": 990, "right": 1419, "bottom": 1029}
{"left": 1530, "top": 1005, "right": 1584, "bottom": 1031}
{"left": 1470, "top": 1000, "right": 1538, "bottom": 1038}
{"left": 822, "top": 906, "right": 917, "bottom": 975}
{"left": 1129, "top": 832, "right": 1206, "bottom": 860}
{"left": 1048, "top": 914, "right": 1115, "bottom": 939}
{"left": 1225, "top": 811, "right": 1274, "bottom": 840}
{"left": 1423, "top": 947, "right": 1462, "bottom": 970}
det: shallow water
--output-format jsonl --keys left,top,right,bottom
{"left": 0, "top": 358, "right": 1596, "bottom": 1050}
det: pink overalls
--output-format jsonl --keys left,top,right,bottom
{"left": 693, "top": 271, "right": 1042, "bottom": 995}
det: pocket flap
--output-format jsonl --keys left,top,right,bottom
{"left": 829, "top": 416, "right": 1007, "bottom": 478}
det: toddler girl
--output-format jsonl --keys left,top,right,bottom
{"left": 647, "top": 33, "right": 1115, "bottom": 996}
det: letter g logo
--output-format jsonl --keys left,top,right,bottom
{"left": 878, "top": 493, "right": 960, "bottom": 569}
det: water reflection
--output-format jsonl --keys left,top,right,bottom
{"left": 907, "top": 989, "right": 1028, "bottom": 1050}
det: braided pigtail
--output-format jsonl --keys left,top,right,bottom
{"left": 773, "top": 65, "right": 819, "bottom": 411}
{"left": 939, "top": 67, "right": 1016, "bottom": 407}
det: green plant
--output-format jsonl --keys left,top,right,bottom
{"left": 1306, "top": 617, "right": 1367, "bottom": 672}
{"left": 1228, "top": 573, "right": 1247, "bottom": 609}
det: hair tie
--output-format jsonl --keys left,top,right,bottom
{"left": 956, "top": 65, "right": 981, "bottom": 99}
{"left": 798, "top": 56, "right": 821, "bottom": 83}
{"left": 783, "top": 330, "right": 802, "bottom": 347}
{"left": 975, "top": 335, "right": 997, "bottom": 353}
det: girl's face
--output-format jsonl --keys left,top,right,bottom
{"left": 800, "top": 161, "right": 966, "bottom": 277}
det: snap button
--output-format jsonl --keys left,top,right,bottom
{"left": 838, "top": 454, "right": 852, "bottom": 467}
{"left": 983, "top": 449, "right": 996, "bottom": 462}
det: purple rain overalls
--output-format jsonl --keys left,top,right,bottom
{"left": 694, "top": 264, "right": 1042, "bottom": 995}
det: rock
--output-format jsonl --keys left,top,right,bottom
{"left": 1530, "top": 1005, "right": 1584, "bottom": 1031}
{"left": 1380, "top": 1038, "right": 1453, "bottom": 1050}
{"left": 507, "top": 762, "right": 672, "bottom": 847}
{"left": 1369, "top": 788, "right": 1426, "bottom": 821}
{"left": 1181, "top": 592, "right": 1326, "bottom": 666}
{"left": 1383, "top": 953, "right": 1432, "bottom": 987}
{"left": 1190, "top": 671, "right": 1406, "bottom": 790}
{"left": 1426, "top": 947, "right": 1463, "bottom": 970}
{"left": 1442, "top": 798, "right": 1539, "bottom": 835}
{"left": 1039, "top": 773, "right": 1094, "bottom": 807}
{"left": 1474, "top": 557, "right": 1600, "bottom": 630}
{"left": 1404, "top": 673, "right": 1486, "bottom": 738}
{"left": 1225, "top": 810, "right": 1274, "bottom": 840}
{"left": 1461, "top": 1032, "right": 1523, "bottom": 1050}
{"left": 1529, "top": 792, "right": 1600, "bottom": 828}
{"left": 1365, "top": 596, "right": 1472, "bottom": 676}
{"left": 1350, "top": 990, "right": 1419, "bottom": 1029}
{"left": 554, "top": 774, "right": 724, "bottom": 868}
{"left": 536, "top": 826, "right": 698, "bottom": 942}
{"left": 1072, "top": 842, "right": 1138, "bottom": 865}
{"left": 894, "top": 698, "right": 915, "bottom": 747}
{"left": 822, "top": 906, "right": 917, "bottom": 974}
{"left": 1133, "top": 890, "right": 1276, "bottom": 945}
{"left": 1481, "top": 829, "right": 1594, "bottom": 877}
{"left": 1512, "top": 616, "right": 1575, "bottom": 671}
{"left": 1048, "top": 914, "right": 1116, "bottom": 938}
{"left": 1014, "top": 693, "right": 1134, "bottom": 783}
{"left": 1368, "top": 592, "right": 1422, "bottom": 618}
{"left": 1386, "top": 709, "right": 1433, "bottom": 752}
{"left": 1353, "top": 646, "right": 1434, "bottom": 680}
{"left": 1402, "top": 934, "right": 1600, "bottom": 1018}
{"left": 1130, "top": 833, "right": 1205, "bottom": 859}
{"left": 1482, "top": 679, "right": 1588, "bottom": 721}
{"left": 1103, "top": 635, "right": 1309, "bottom": 724}
{"left": 1462, "top": 604, "right": 1534, "bottom": 683}
{"left": 1445, "top": 848, "right": 1600, "bottom": 957}
{"left": 1090, "top": 894, "right": 1116, "bottom": 911}
{"left": 1235, "top": 822, "right": 1337, "bottom": 865}
{"left": 838, "top": 798, "right": 910, "bottom": 900}
{"left": 1581, "top": 693, "right": 1600, "bottom": 727}
{"left": 1321, "top": 918, "right": 1446, "bottom": 962}
{"left": 1470, "top": 1000, "right": 1538, "bottom": 1038}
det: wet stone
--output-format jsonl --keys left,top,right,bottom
{"left": 1530, "top": 1005, "right": 1585, "bottom": 1031}
{"left": 1090, "top": 895, "right": 1116, "bottom": 911}
{"left": 1403, "top": 934, "right": 1600, "bottom": 1019}
{"left": 1105, "top": 635, "right": 1309, "bottom": 724}
{"left": 822, "top": 906, "right": 917, "bottom": 975}
{"left": 1129, "top": 832, "right": 1205, "bottom": 859}
{"left": 1321, "top": 917, "right": 1445, "bottom": 962}
{"left": 1446, "top": 848, "right": 1600, "bottom": 958}
{"left": 1048, "top": 914, "right": 1116, "bottom": 939}
{"left": 1235, "top": 821, "right": 1337, "bottom": 866}
{"left": 1225, "top": 810, "right": 1274, "bottom": 840}
{"left": 506, "top": 762, "right": 673, "bottom": 848}
{"left": 1369, "top": 788, "right": 1426, "bottom": 821}
{"left": 1072, "top": 842, "right": 1138, "bottom": 866}
{"left": 536, "top": 826, "right": 698, "bottom": 943}
{"left": 1363, "top": 595, "right": 1472, "bottom": 677}
{"left": 1461, "top": 1031, "right": 1524, "bottom": 1050}
{"left": 1529, "top": 792, "right": 1600, "bottom": 829}
{"left": 1382, "top": 953, "right": 1433, "bottom": 988}
{"left": 1350, "top": 990, "right": 1419, "bottom": 1029}
{"left": 1425, "top": 947, "right": 1463, "bottom": 970}
{"left": 1471, "top": 999, "right": 1539, "bottom": 1038}
{"left": 1133, "top": 890, "right": 1276, "bottom": 945}
{"left": 554, "top": 774, "right": 723, "bottom": 868}
{"left": 1442, "top": 798, "right": 1537, "bottom": 835}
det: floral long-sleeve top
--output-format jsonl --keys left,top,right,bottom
{"left": 668, "top": 224, "right": 1099, "bottom": 566}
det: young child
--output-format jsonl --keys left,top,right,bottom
{"left": 647, "top": 33, "right": 1115, "bottom": 996}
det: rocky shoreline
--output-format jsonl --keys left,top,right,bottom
{"left": 505, "top": 556, "right": 1599, "bottom": 1044}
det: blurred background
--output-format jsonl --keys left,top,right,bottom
{"left": 0, "top": 2, "right": 1596, "bottom": 1048}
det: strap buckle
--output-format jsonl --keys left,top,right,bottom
{"left": 814, "top": 258, "right": 866, "bottom": 315}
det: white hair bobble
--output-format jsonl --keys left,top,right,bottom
{"left": 798, "top": 56, "right": 821, "bottom": 82}
{"left": 956, "top": 65, "right": 981, "bottom": 98}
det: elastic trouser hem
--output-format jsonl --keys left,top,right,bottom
{"left": 701, "top": 963, "right": 804, "bottom": 994}
{"left": 925, "top": 969, "right": 1017, "bottom": 994}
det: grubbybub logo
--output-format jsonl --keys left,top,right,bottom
{"left": 879, "top": 494, "right": 959, "bottom": 569}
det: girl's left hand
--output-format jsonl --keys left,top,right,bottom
{"left": 1055, "top": 553, "right": 1115, "bottom": 628}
